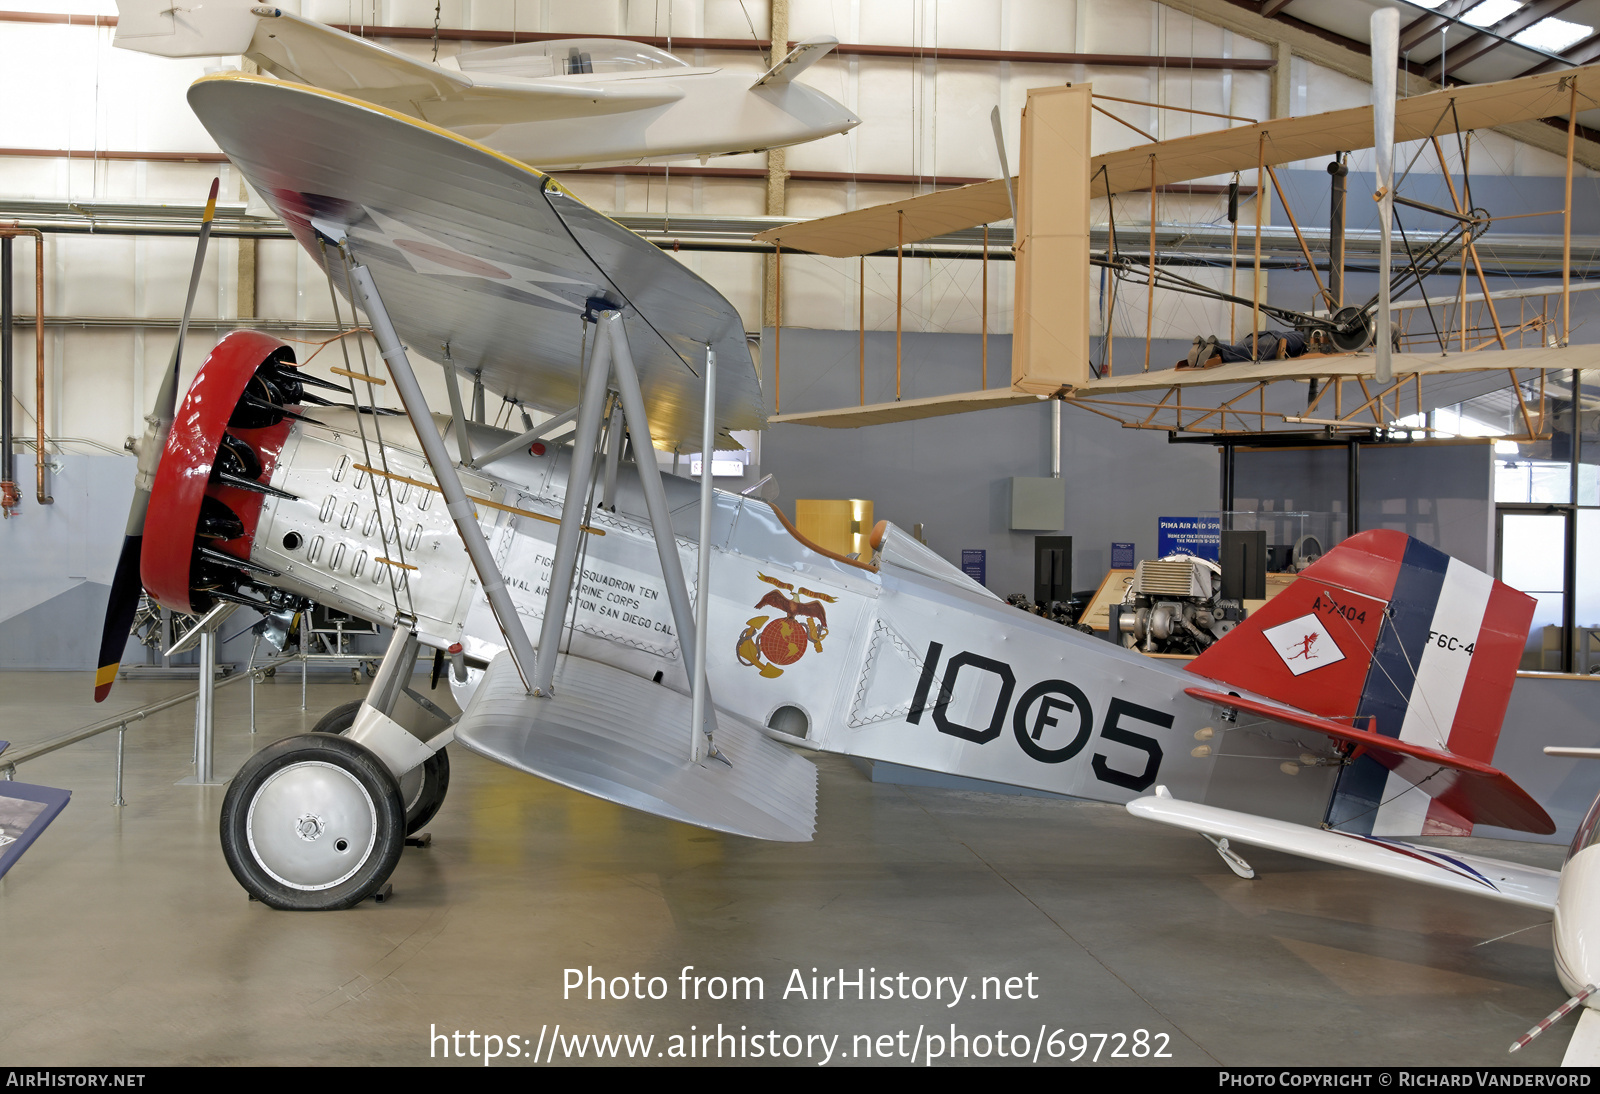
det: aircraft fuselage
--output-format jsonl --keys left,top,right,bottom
{"left": 245, "top": 413, "right": 1336, "bottom": 814}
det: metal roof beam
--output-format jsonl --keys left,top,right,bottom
{"left": 1166, "top": 0, "right": 1600, "bottom": 169}
{"left": 1400, "top": 0, "right": 1477, "bottom": 54}
{"left": 1519, "top": 29, "right": 1600, "bottom": 74}
{"left": 1426, "top": 0, "right": 1584, "bottom": 82}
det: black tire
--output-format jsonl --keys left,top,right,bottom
{"left": 220, "top": 733, "right": 404, "bottom": 911}
{"left": 313, "top": 701, "right": 450, "bottom": 835}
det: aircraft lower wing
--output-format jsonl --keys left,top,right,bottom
{"left": 1185, "top": 686, "right": 1554, "bottom": 834}
{"left": 452, "top": 652, "right": 818, "bottom": 842}
{"left": 1127, "top": 788, "right": 1559, "bottom": 911}
{"left": 188, "top": 73, "right": 763, "bottom": 449}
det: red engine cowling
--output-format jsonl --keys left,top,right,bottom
{"left": 143, "top": 330, "right": 307, "bottom": 615}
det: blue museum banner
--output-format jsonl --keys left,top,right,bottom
{"left": 1157, "top": 517, "right": 1220, "bottom": 561}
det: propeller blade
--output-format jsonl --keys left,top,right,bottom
{"left": 93, "top": 538, "right": 145, "bottom": 701}
{"left": 94, "top": 178, "right": 221, "bottom": 702}
{"left": 990, "top": 105, "right": 1018, "bottom": 230}
{"left": 1371, "top": 8, "right": 1398, "bottom": 386}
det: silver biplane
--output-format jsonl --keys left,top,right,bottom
{"left": 90, "top": 73, "right": 1557, "bottom": 938}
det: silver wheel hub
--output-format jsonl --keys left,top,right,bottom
{"left": 246, "top": 760, "right": 377, "bottom": 891}
{"left": 295, "top": 814, "right": 326, "bottom": 841}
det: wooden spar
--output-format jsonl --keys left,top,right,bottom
{"left": 1090, "top": 92, "right": 1257, "bottom": 125}
{"left": 1434, "top": 135, "right": 1467, "bottom": 352}
{"left": 1465, "top": 238, "right": 1508, "bottom": 350}
{"left": 774, "top": 242, "right": 782, "bottom": 413}
{"left": 1253, "top": 132, "right": 1265, "bottom": 356}
{"left": 1230, "top": 182, "right": 1239, "bottom": 343}
{"left": 1146, "top": 154, "right": 1156, "bottom": 373}
{"left": 1509, "top": 370, "right": 1539, "bottom": 438}
{"left": 1461, "top": 135, "right": 1470, "bottom": 353}
{"left": 1565, "top": 80, "right": 1577, "bottom": 345}
{"left": 1093, "top": 103, "right": 1157, "bottom": 142}
{"left": 1265, "top": 164, "right": 1326, "bottom": 301}
{"left": 1433, "top": 133, "right": 1507, "bottom": 352}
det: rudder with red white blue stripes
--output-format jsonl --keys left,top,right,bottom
{"left": 1187, "top": 529, "right": 1534, "bottom": 836}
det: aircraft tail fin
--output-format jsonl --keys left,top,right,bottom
{"left": 753, "top": 36, "right": 839, "bottom": 87}
{"left": 1188, "top": 530, "right": 1534, "bottom": 835}
{"left": 113, "top": 0, "right": 262, "bottom": 57}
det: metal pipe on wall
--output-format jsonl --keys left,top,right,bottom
{"left": 0, "top": 226, "right": 48, "bottom": 506}
{"left": 2, "top": 234, "right": 14, "bottom": 512}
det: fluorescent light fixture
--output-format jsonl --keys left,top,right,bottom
{"left": 1406, "top": 0, "right": 1450, "bottom": 8}
{"left": 689, "top": 458, "right": 746, "bottom": 477}
{"left": 1514, "top": 17, "right": 1594, "bottom": 52}
{"left": 1462, "top": 0, "right": 1523, "bottom": 28}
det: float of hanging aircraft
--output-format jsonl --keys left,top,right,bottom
{"left": 94, "top": 3, "right": 1600, "bottom": 1064}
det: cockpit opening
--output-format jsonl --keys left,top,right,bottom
{"left": 454, "top": 38, "right": 691, "bottom": 80}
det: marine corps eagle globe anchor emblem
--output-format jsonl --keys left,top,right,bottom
{"left": 736, "top": 573, "right": 838, "bottom": 678}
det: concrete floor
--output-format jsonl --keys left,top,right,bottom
{"left": 0, "top": 668, "right": 1575, "bottom": 1067}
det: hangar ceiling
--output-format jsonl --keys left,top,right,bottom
{"left": 1173, "top": 0, "right": 1600, "bottom": 166}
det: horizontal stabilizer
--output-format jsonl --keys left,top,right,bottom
{"left": 1185, "top": 685, "right": 1554, "bottom": 834}
{"left": 1127, "top": 788, "right": 1559, "bottom": 911}
{"left": 753, "top": 36, "right": 839, "bottom": 87}
{"left": 1565, "top": 1008, "right": 1600, "bottom": 1066}
{"left": 453, "top": 652, "right": 818, "bottom": 841}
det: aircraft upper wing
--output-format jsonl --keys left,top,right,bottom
{"left": 245, "top": 11, "right": 684, "bottom": 124}
{"left": 1127, "top": 789, "right": 1560, "bottom": 912}
{"left": 757, "top": 63, "right": 1600, "bottom": 258}
{"left": 188, "top": 73, "right": 763, "bottom": 448}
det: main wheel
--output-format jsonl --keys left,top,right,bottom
{"left": 220, "top": 733, "right": 404, "bottom": 911}
{"left": 313, "top": 700, "right": 450, "bottom": 835}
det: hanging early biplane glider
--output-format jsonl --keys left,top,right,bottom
{"left": 86, "top": 64, "right": 1561, "bottom": 931}
{"left": 753, "top": 37, "right": 1600, "bottom": 438}
{"left": 111, "top": 0, "right": 858, "bottom": 169}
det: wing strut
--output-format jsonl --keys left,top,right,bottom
{"left": 594, "top": 311, "right": 722, "bottom": 760}
{"left": 349, "top": 259, "right": 541, "bottom": 693}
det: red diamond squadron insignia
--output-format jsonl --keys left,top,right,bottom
{"left": 736, "top": 573, "right": 837, "bottom": 678}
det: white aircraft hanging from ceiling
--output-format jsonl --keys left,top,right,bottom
{"left": 91, "top": 76, "right": 1560, "bottom": 949}
{"left": 110, "top": 1, "right": 858, "bottom": 169}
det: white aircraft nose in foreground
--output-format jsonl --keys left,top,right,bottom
{"left": 112, "top": 2, "right": 860, "bottom": 169}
